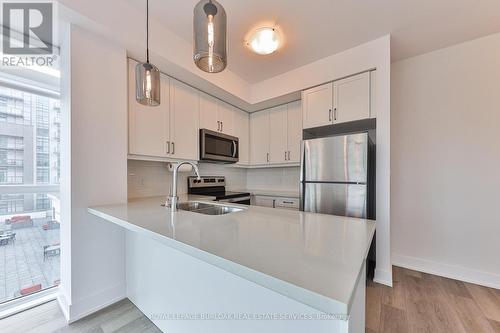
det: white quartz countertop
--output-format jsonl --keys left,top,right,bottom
{"left": 88, "top": 196, "right": 375, "bottom": 314}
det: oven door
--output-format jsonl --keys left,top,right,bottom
{"left": 200, "top": 129, "right": 239, "bottom": 163}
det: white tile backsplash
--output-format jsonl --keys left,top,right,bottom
{"left": 245, "top": 167, "right": 300, "bottom": 192}
{"left": 128, "top": 160, "right": 300, "bottom": 199}
{"left": 127, "top": 160, "right": 248, "bottom": 199}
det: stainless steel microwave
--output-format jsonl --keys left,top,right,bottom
{"left": 200, "top": 129, "right": 239, "bottom": 163}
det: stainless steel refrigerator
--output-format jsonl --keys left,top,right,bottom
{"left": 299, "top": 132, "right": 375, "bottom": 219}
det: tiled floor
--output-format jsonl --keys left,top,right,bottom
{"left": 0, "top": 218, "right": 60, "bottom": 304}
{"left": 366, "top": 266, "right": 500, "bottom": 333}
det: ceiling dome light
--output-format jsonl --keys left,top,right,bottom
{"left": 248, "top": 27, "right": 281, "bottom": 55}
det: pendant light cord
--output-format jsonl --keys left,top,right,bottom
{"left": 146, "top": 0, "right": 150, "bottom": 63}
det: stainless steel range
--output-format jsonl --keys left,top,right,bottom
{"left": 187, "top": 176, "right": 251, "bottom": 205}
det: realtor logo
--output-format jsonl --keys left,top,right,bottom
{"left": 2, "top": 1, "right": 53, "bottom": 54}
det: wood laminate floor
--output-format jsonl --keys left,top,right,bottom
{"left": 0, "top": 267, "right": 499, "bottom": 332}
{"left": 366, "top": 266, "right": 500, "bottom": 333}
{"left": 0, "top": 298, "right": 161, "bottom": 333}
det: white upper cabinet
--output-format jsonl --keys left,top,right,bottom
{"left": 250, "top": 110, "right": 270, "bottom": 165}
{"left": 169, "top": 79, "right": 199, "bottom": 160}
{"left": 217, "top": 101, "right": 235, "bottom": 135}
{"left": 286, "top": 100, "right": 302, "bottom": 163}
{"left": 333, "top": 72, "right": 370, "bottom": 124}
{"left": 199, "top": 92, "right": 234, "bottom": 135}
{"left": 199, "top": 93, "right": 218, "bottom": 132}
{"left": 302, "top": 72, "right": 372, "bottom": 129}
{"left": 128, "top": 61, "right": 170, "bottom": 157}
{"left": 269, "top": 105, "right": 288, "bottom": 164}
{"left": 249, "top": 101, "right": 302, "bottom": 166}
{"left": 302, "top": 83, "right": 333, "bottom": 129}
{"left": 233, "top": 108, "right": 249, "bottom": 165}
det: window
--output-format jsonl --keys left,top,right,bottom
{"left": 0, "top": 194, "right": 24, "bottom": 214}
{"left": 0, "top": 77, "right": 60, "bottom": 305}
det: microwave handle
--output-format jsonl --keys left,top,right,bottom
{"left": 232, "top": 140, "right": 237, "bottom": 157}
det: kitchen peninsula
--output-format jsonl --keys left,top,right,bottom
{"left": 88, "top": 196, "right": 375, "bottom": 333}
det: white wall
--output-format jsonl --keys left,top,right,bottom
{"left": 58, "top": 24, "right": 128, "bottom": 322}
{"left": 391, "top": 32, "right": 500, "bottom": 288}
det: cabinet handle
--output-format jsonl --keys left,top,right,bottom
{"left": 217, "top": 121, "right": 220, "bottom": 131}
{"left": 334, "top": 108, "right": 337, "bottom": 121}
{"left": 221, "top": 121, "right": 223, "bottom": 132}
{"left": 272, "top": 199, "right": 276, "bottom": 208}
{"left": 266, "top": 153, "right": 269, "bottom": 163}
{"left": 288, "top": 151, "right": 291, "bottom": 161}
{"left": 283, "top": 201, "right": 294, "bottom": 204}
{"left": 171, "top": 142, "right": 175, "bottom": 155}
{"left": 285, "top": 151, "right": 287, "bottom": 161}
{"left": 166, "top": 141, "right": 170, "bottom": 154}
{"left": 329, "top": 109, "right": 332, "bottom": 122}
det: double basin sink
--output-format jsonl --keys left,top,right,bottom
{"left": 177, "top": 201, "right": 244, "bottom": 215}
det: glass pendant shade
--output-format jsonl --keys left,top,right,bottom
{"left": 193, "top": 0, "right": 227, "bottom": 73}
{"left": 136, "top": 62, "right": 160, "bottom": 106}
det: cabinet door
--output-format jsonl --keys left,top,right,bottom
{"left": 233, "top": 108, "right": 249, "bottom": 165}
{"left": 252, "top": 195, "right": 275, "bottom": 208}
{"left": 250, "top": 110, "right": 270, "bottom": 165}
{"left": 169, "top": 79, "right": 199, "bottom": 160}
{"left": 286, "top": 100, "right": 302, "bottom": 163}
{"left": 269, "top": 105, "right": 287, "bottom": 164}
{"left": 128, "top": 61, "right": 170, "bottom": 157}
{"left": 199, "top": 93, "right": 218, "bottom": 132}
{"left": 333, "top": 72, "right": 370, "bottom": 124}
{"left": 302, "top": 83, "right": 333, "bottom": 129}
{"left": 217, "top": 101, "right": 235, "bottom": 135}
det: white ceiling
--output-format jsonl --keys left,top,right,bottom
{"left": 122, "top": 0, "right": 500, "bottom": 84}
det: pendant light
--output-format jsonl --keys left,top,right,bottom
{"left": 136, "top": 0, "right": 160, "bottom": 106}
{"left": 193, "top": 0, "right": 227, "bottom": 73}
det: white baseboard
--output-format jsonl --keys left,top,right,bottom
{"left": 57, "top": 287, "right": 70, "bottom": 322}
{"left": 392, "top": 254, "right": 500, "bottom": 290}
{"left": 65, "top": 281, "right": 126, "bottom": 323}
{"left": 373, "top": 268, "right": 393, "bottom": 287}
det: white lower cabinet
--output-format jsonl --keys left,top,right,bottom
{"left": 252, "top": 195, "right": 276, "bottom": 208}
{"left": 274, "top": 198, "right": 299, "bottom": 210}
{"left": 252, "top": 195, "right": 299, "bottom": 210}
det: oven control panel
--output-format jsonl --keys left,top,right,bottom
{"left": 188, "top": 176, "right": 226, "bottom": 188}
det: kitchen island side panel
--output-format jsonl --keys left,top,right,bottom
{"left": 125, "top": 231, "right": 352, "bottom": 333}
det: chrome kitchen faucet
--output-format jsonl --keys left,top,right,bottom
{"left": 167, "top": 161, "right": 201, "bottom": 211}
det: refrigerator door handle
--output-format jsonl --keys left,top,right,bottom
{"left": 299, "top": 140, "right": 305, "bottom": 211}
{"left": 299, "top": 140, "right": 305, "bottom": 183}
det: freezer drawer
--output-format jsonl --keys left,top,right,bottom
{"left": 302, "top": 133, "right": 368, "bottom": 183}
{"left": 302, "top": 183, "right": 367, "bottom": 218}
